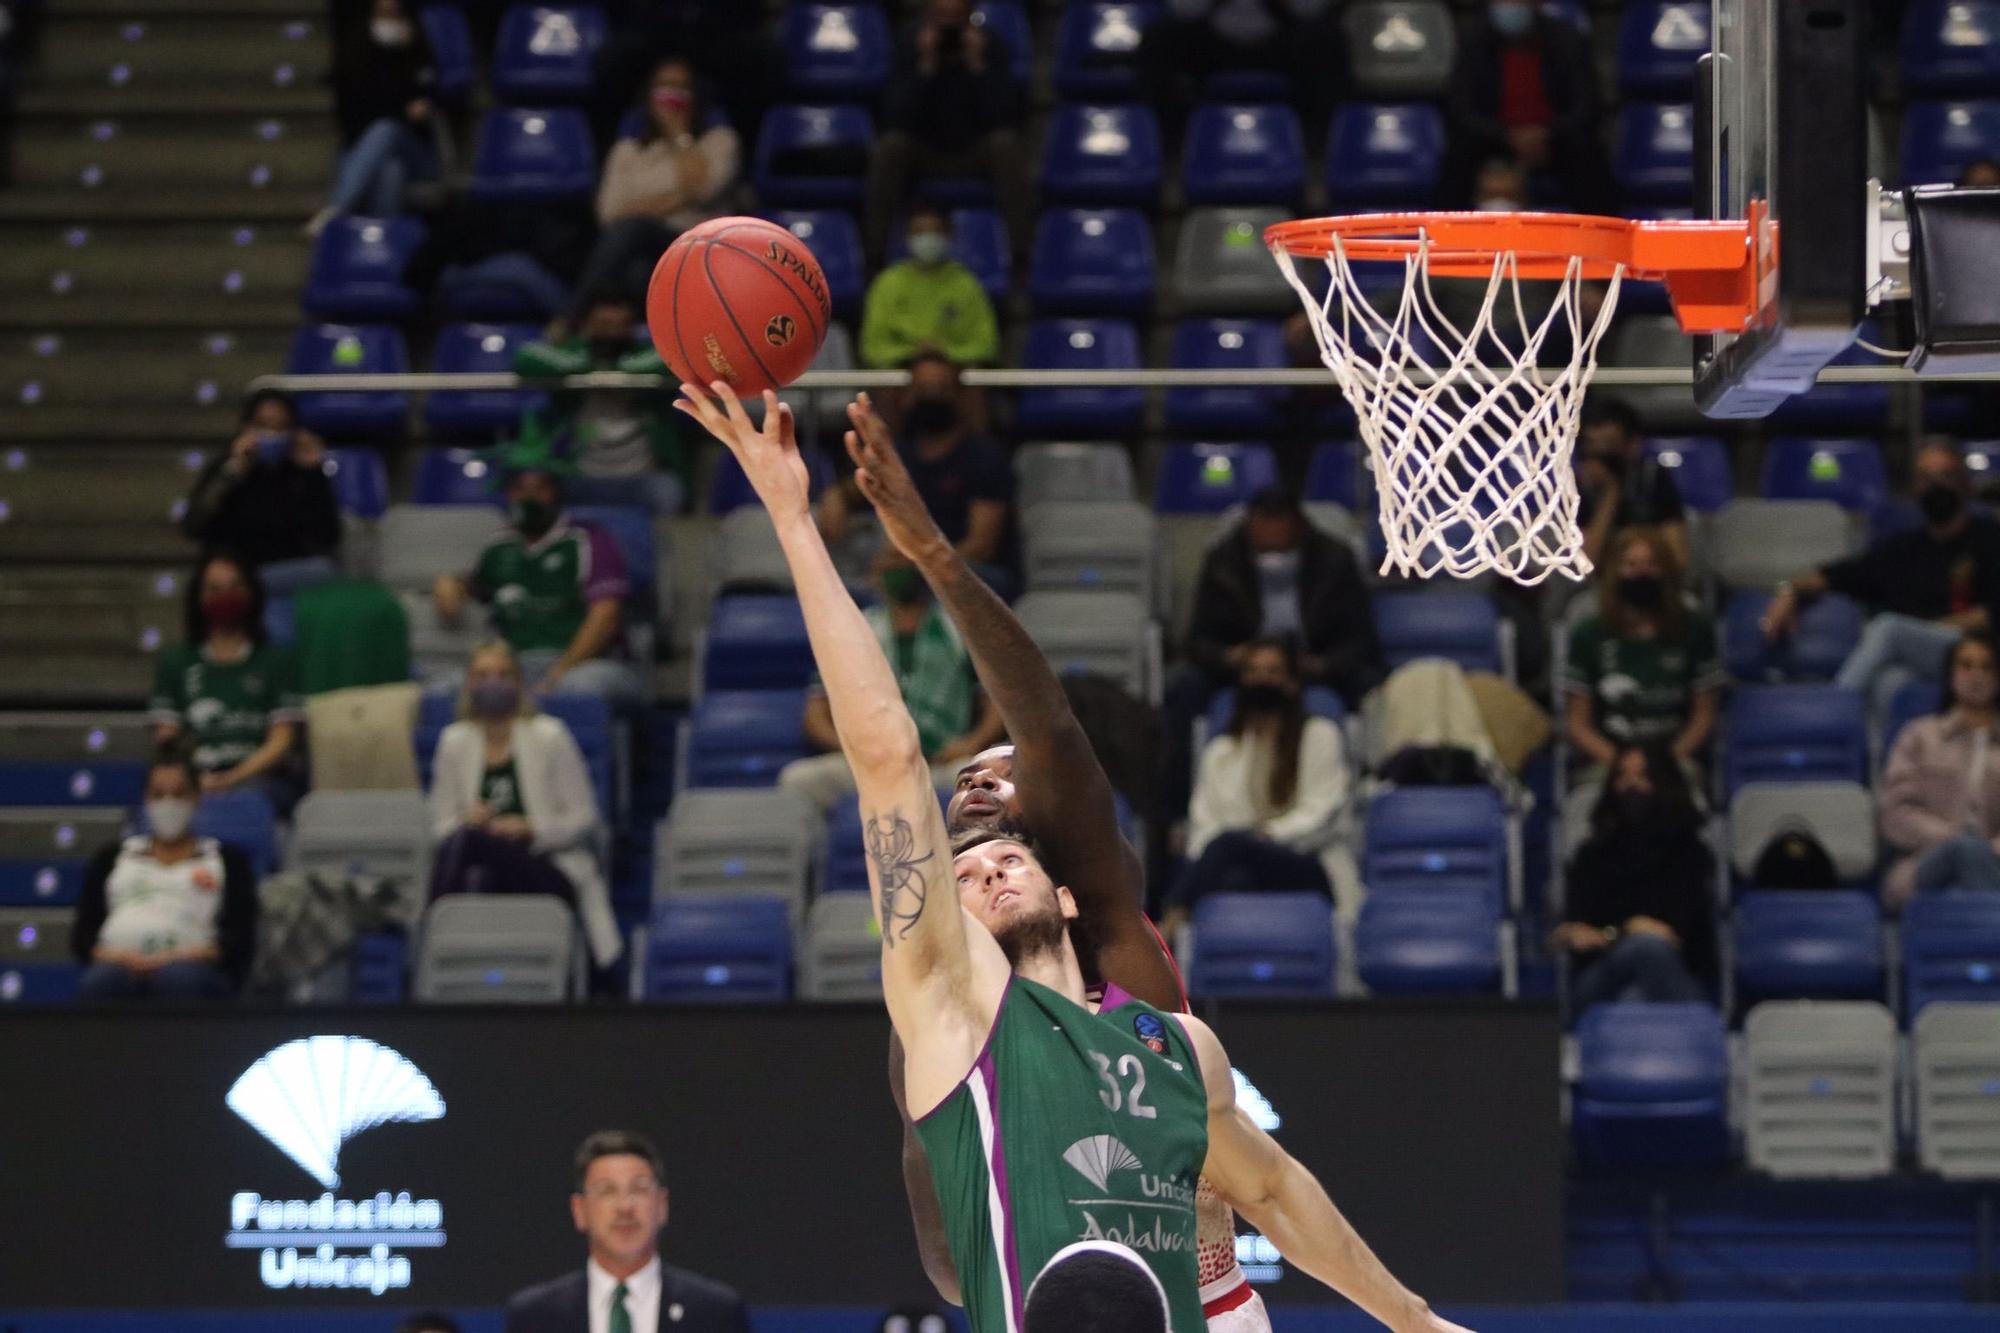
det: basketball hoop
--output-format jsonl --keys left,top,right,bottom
{"left": 1268, "top": 212, "right": 1755, "bottom": 584}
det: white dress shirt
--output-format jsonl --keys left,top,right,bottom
{"left": 587, "top": 1255, "right": 662, "bottom": 1333}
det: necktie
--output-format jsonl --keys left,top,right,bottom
{"left": 609, "top": 1281, "right": 632, "bottom": 1333}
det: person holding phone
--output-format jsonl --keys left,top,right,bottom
{"left": 182, "top": 390, "right": 342, "bottom": 569}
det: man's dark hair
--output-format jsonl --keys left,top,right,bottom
{"left": 395, "top": 1313, "right": 462, "bottom": 1333}
{"left": 1588, "top": 742, "right": 1701, "bottom": 841}
{"left": 905, "top": 347, "right": 960, "bottom": 378}
{"left": 908, "top": 202, "right": 951, "bottom": 232}
{"left": 1245, "top": 484, "right": 1302, "bottom": 520}
{"left": 183, "top": 549, "right": 268, "bottom": 649}
{"left": 1023, "top": 1243, "right": 1169, "bottom": 1333}
{"left": 573, "top": 1129, "right": 665, "bottom": 1192}
{"left": 1582, "top": 397, "right": 1642, "bottom": 442}
{"left": 238, "top": 388, "right": 296, "bottom": 428}
{"left": 148, "top": 749, "right": 203, "bottom": 797}
{"left": 950, "top": 828, "right": 1044, "bottom": 861}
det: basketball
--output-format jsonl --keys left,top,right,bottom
{"left": 647, "top": 216, "right": 831, "bottom": 398}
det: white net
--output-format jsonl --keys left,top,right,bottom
{"left": 1274, "top": 230, "right": 1625, "bottom": 585}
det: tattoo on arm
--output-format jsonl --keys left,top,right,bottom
{"left": 865, "top": 811, "right": 933, "bottom": 947}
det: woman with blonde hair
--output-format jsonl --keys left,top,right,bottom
{"left": 428, "top": 641, "right": 621, "bottom": 967}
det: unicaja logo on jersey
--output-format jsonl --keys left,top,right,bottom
{"left": 1063, "top": 1135, "right": 1142, "bottom": 1191}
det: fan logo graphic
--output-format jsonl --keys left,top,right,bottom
{"left": 223, "top": 1036, "right": 448, "bottom": 1296}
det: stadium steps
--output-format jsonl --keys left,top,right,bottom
{"left": 0, "top": 330, "right": 290, "bottom": 437}
{"left": 0, "top": 711, "right": 156, "bottom": 761}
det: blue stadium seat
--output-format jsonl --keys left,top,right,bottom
{"left": 1028, "top": 208, "right": 1156, "bottom": 315}
{"left": 1900, "top": 99, "right": 2000, "bottom": 184}
{"left": 781, "top": 3, "right": 892, "bottom": 99}
{"left": 419, "top": 2, "right": 475, "bottom": 104}
{"left": 644, "top": 896, "right": 792, "bottom": 1002}
{"left": 1722, "top": 589, "right": 1863, "bottom": 682}
{"left": 1967, "top": 438, "right": 2000, "bottom": 480}
{"left": 1724, "top": 684, "right": 1868, "bottom": 794}
{"left": 1764, "top": 339, "right": 1894, "bottom": 435}
{"left": 1904, "top": 891, "right": 2000, "bottom": 1016}
{"left": 682, "top": 690, "right": 808, "bottom": 787}
{"left": 1644, "top": 435, "right": 1732, "bottom": 512}
{"left": 0, "top": 760, "right": 146, "bottom": 806}
{"left": 761, "top": 210, "right": 865, "bottom": 320}
{"left": 703, "top": 596, "right": 814, "bottom": 693}
{"left": 1363, "top": 786, "right": 1508, "bottom": 910}
{"left": 412, "top": 447, "right": 501, "bottom": 506}
{"left": 1186, "top": 891, "right": 1335, "bottom": 998}
{"left": 1305, "top": 440, "right": 1363, "bottom": 509}
{"left": 823, "top": 795, "right": 871, "bottom": 894}
{"left": 973, "top": 0, "right": 1034, "bottom": 83}
{"left": 1053, "top": 1, "right": 1162, "bottom": 99}
{"left": 1041, "top": 104, "right": 1164, "bottom": 205}
{"left": 1372, "top": 591, "right": 1503, "bottom": 674}
{"left": 0, "top": 963, "right": 83, "bottom": 1005}
{"left": 1615, "top": 102, "right": 1695, "bottom": 202}
{"left": 1182, "top": 103, "right": 1307, "bottom": 206}
{"left": 1354, "top": 889, "right": 1502, "bottom": 995}
{"left": 302, "top": 216, "right": 424, "bottom": 322}
{"left": 1013, "top": 318, "right": 1145, "bottom": 437}
{"left": 349, "top": 928, "right": 408, "bottom": 1003}
{"left": 569, "top": 504, "right": 655, "bottom": 602}
{"left": 0, "top": 858, "right": 87, "bottom": 908}
{"left": 754, "top": 104, "right": 875, "bottom": 207}
{"left": 190, "top": 788, "right": 280, "bottom": 879}
{"left": 1734, "top": 890, "right": 1886, "bottom": 1004}
{"left": 1162, "top": 319, "right": 1287, "bottom": 436}
{"left": 709, "top": 445, "right": 833, "bottom": 514}
{"left": 424, "top": 323, "right": 549, "bottom": 439}
{"left": 888, "top": 206, "right": 1011, "bottom": 303}
{"left": 492, "top": 3, "right": 605, "bottom": 104}
{"left": 1151, "top": 441, "right": 1279, "bottom": 515}
{"left": 1572, "top": 1002, "right": 1731, "bottom": 1172}
{"left": 1616, "top": 2, "right": 1710, "bottom": 98}
{"left": 469, "top": 107, "right": 595, "bottom": 201}
{"left": 1903, "top": 0, "right": 2000, "bottom": 97}
{"left": 324, "top": 447, "right": 389, "bottom": 520}
{"left": 288, "top": 324, "right": 409, "bottom": 438}
{"left": 1325, "top": 102, "right": 1446, "bottom": 205}
{"left": 1883, "top": 676, "right": 1939, "bottom": 760}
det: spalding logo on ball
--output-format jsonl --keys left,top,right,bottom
{"left": 648, "top": 216, "right": 830, "bottom": 398}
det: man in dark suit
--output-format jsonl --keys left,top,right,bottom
{"left": 505, "top": 1130, "right": 749, "bottom": 1333}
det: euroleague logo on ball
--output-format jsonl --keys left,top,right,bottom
{"left": 764, "top": 314, "right": 797, "bottom": 348}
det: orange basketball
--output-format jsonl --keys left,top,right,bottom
{"left": 647, "top": 216, "right": 831, "bottom": 398}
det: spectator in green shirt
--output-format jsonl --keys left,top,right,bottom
{"left": 149, "top": 551, "right": 306, "bottom": 812}
{"left": 1563, "top": 526, "right": 1724, "bottom": 787}
{"left": 513, "top": 291, "right": 692, "bottom": 516}
{"left": 858, "top": 205, "right": 1000, "bottom": 370}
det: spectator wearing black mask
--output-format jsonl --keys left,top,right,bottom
{"left": 1444, "top": 1, "right": 1611, "bottom": 213}
{"left": 1556, "top": 744, "right": 1717, "bottom": 1013}
{"left": 183, "top": 390, "right": 341, "bottom": 572}
{"left": 308, "top": 0, "right": 438, "bottom": 236}
{"left": 863, "top": 0, "right": 1028, "bottom": 264}
{"left": 1765, "top": 442, "right": 2000, "bottom": 714}
{"left": 1576, "top": 396, "right": 1685, "bottom": 570}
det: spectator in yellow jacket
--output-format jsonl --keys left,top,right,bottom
{"left": 858, "top": 205, "right": 1000, "bottom": 369}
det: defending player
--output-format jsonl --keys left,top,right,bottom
{"left": 677, "top": 382, "right": 1469, "bottom": 1333}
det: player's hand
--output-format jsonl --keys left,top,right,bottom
{"left": 676, "top": 383, "right": 811, "bottom": 522}
{"left": 488, "top": 815, "right": 533, "bottom": 842}
{"left": 844, "top": 392, "right": 951, "bottom": 565}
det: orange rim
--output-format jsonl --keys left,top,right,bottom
{"left": 1266, "top": 212, "right": 1760, "bottom": 332}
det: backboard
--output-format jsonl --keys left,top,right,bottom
{"left": 1693, "top": 0, "right": 1870, "bottom": 417}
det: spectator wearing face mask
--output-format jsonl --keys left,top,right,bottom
{"left": 1555, "top": 744, "right": 1717, "bottom": 1013}
{"left": 886, "top": 351, "right": 1016, "bottom": 596}
{"left": 778, "top": 549, "right": 1005, "bottom": 813}
{"left": 1576, "top": 396, "right": 1685, "bottom": 571}
{"left": 1444, "top": 1, "right": 1610, "bottom": 213}
{"left": 1564, "top": 527, "right": 1721, "bottom": 785}
{"left": 432, "top": 438, "right": 648, "bottom": 714}
{"left": 72, "top": 754, "right": 257, "bottom": 1001}
{"left": 859, "top": 205, "right": 1000, "bottom": 370}
{"left": 1764, "top": 442, "right": 2000, "bottom": 715}
{"left": 572, "top": 57, "right": 740, "bottom": 311}
{"left": 308, "top": 0, "right": 438, "bottom": 236}
{"left": 514, "top": 294, "right": 691, "bottom": 516}
{"left": 150, "top": 551, "right": 306, "bottom": 811}
{"left": 428, "top": 641, "right": 622, "bottom": 969}
{"left": 182, "top": 390, "right": 342, "bottom": 572}
{"left": 1161, "top": 638, "right": 1353, "bottom": 941}
{"left": 1881, "top": 630, "right": 2000, "bottom": 905}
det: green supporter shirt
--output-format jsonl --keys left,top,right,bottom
{"left": 1563, "top": 608, "right": 1725, "bottom": 748}
{"left": 470, "top": 517, "right": 632, "bottom": 655}
{"left": 511, "top": 338, "right": 692, "bottom": 489}
{"left": 859, "top": 259, "right": 1000, "bottom": 369}
{"left": 148, "top": 642, "right": 304, "bottom": 773}
{"left": 480, "top": 757, "right": 525, "bottom": 817}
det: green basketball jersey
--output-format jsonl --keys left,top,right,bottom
{"left": 913, "top": 977, "right": 1209, "bottom": 1333}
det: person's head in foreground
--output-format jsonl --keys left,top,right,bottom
{"left": 945, "top": 743, "right": 1025, "bottom": 842}
{"left": 1022, "top": 1241, "right": 1170, "bottom": 1333}
{"left": 952, "top": 831, "right": 1080, "bottom": 971}
{"left": 1939, "top": 629, "right": 1999, "bottom": 718}
{"left": 570, "top": 1130, "right": 668, "bottom": 1277}
{"left": 1913, "top": 439, "right": 1973, "bottom": 535}
{"left": 1596, "top": 525, "right": 1684, "bottom": 636}
{"left": 144, "top": 753, "right": 203, "bottom": 846}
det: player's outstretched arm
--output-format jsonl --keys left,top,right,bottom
{"left": 677, "top": 385, "right": 1007, "bottom": 1067}
{"left": 842, "top": 393, "right": 1183, "bottom": 1010}
{"left": 1179, "top": 1014, "right": 1475, "bottom": 1333}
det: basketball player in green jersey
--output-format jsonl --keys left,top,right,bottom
{"left": 678, "top": 383, "right": 1469, "bottom": 1333}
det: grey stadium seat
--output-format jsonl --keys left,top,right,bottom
{"left": 376, "top": 505, "right": 501, "bottom": 592}
{"left": 801, "top": 891, "right": 883, "bottom": 1001}
{"left": 1016, "top": 590, "right": 1154, "bottom": 699}
{"left": 401, "top": 591, "right": 486, "bottom": 684}
{"left": 1343, "top": 2, "right": 1456, "bottom": 99}
{"left": 288, "top": 790, "right": 433, "bottom": 889}
{"left": 1022, "top": 500, "right": 1158, "bottom": 607}
{"left": 1744, "top": 1000, "right": 1898, "bottom": 1178}
{"left": 1603, "top": 315, "right": 1707, "bottom": 432}
{"left": 1914, "top": 1002, "right": 2000, "bottom": 1179}
{"left": 1175, "top": 208, "right": 1297, "bottom": 316}
{"left": 654, "top": 788, "right": 818, "bottom": 918}
{"left": 1709, "top": 500, "right": 1857, "bottom": 591}
{"left": 414, "top": 895, "right": 578, "bottom": 1003}
{"left": 1016, "top": 442, "right": 1136, "bottom": 508}
{"left": 1729, "top": 783, "right": 1877, "bottom": 884}
{"left": 711, "top": 507, "right": 794, "bottom": 594}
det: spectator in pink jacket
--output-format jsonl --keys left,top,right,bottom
{"left": 1881, "top": 630, "right": 2000, "bottom": 904}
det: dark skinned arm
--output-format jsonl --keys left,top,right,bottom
{"left": 840, "top": 393, "right": 1184, "bottom": 1012}
{"left": 889, "top": 1026, "right": 963, "bottom": 1305}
